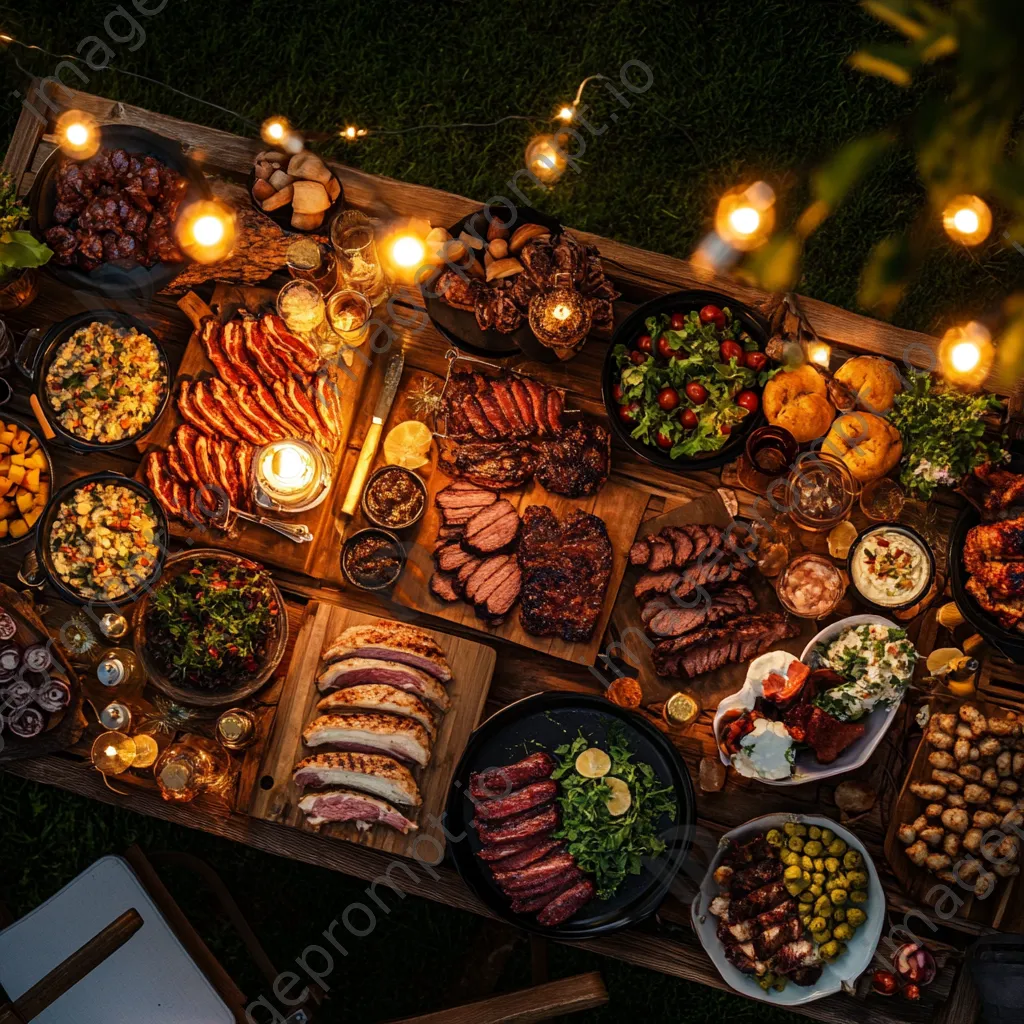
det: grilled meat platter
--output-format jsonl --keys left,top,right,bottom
{"left": 143, "top": 312, "right": 341, "bottom": 526}
{"left": 292, "top": 618, "right": 455, "bottom": 834}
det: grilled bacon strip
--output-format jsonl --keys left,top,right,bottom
{"left": 204, "top": 378, "right": 269, "bottom": 444}
{"left": 189, "top": 379, "right": 242, "bottom": 440}
{"left": 220, "top": 321, "right": 263, "bottom": 387}
{"left": 262, "top": 313, "right": 321, "bottom": 374}
{"left": 314, "top": 369, "right": 342, "bottom": 438}
{"left": 199, "top": 317, "right": 247, "bottom": 388}
{"left": 243, "top": 317, "right": 290, "bottom": 381}
{"left": 144, "top": 451, "right": 187, "bottom": 518}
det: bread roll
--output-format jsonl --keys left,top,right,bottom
{"left": 763, "top": 364, "right": 836, "bottom": 442}
{"left": 823, "top": 412, "right": 903, "bottom": 483}
{"left": 834, "top": 355, "right": 902, "bottom": 414}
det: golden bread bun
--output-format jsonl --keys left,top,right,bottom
{"left": 763, "top": 365, "right": 835, "bottom": 442}
{"left": 834, "top": 355, "right": 902, "bottom": 414}
{"left": 823, "top": 412, "right": 902, "bottom": 483}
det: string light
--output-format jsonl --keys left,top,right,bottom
{"left": 942, "top": 194, "right": 992, "bottom": 246}
{"left": 806, "top": 340, "right": 832, "bottom": 368}
{"left": 938, "top": 321, "right": 994, "bottom": 388}
{"left": 525, "top": 133, "right": 568, "bottom": 185}
{"left": 715, "top": 181, "right": 776, "bottom": 250}
{"left": 55, "top": 109, "right": 99, "bottom": 159}
{"left": 261, "top": 116, "right": 289, "bottom": 145}
{"left": 175, "top": 199, "right": 237, "bottom": 264}
{"left": 342, "top": 125, "right": 368, "bottom": 141}
{"left": 557, "top": 106, "right": 574, "bottom": 122}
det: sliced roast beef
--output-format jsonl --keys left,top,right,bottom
{"left": 652, "top": 613, "right": 800, "bottom": 678}
{"left": 429, "top": 571, "right": 461, "bottom": 602}
{"left": 629, "top": 539, "right": 651, "bottom": 566}
{"left": 435, "top": 485, "right": 499, "bottom": 510}
{"left": 647, "top": 534, "right": 674, "bottom": 571}
{"left": 510, "top": 378, "right": 537, "bottom": 433}
{"left": 647, "top": 583, "right": 758, "bottom": 637}
{"left": 463, "top": 500, "right": 520, "bottom": 554}
{"left": 463, "top": 555, "right": 513, "bottom": 604}
{"left": 490, "top": 379, "right": 529, "bottom": 437}
{"left": 436, "top": 543, "right": 479, "bottom": 572}
{"left": 456, "top": 555, "right": 484, "bottom": 589}
{"left": 661, "top": 526, "right": 695, "bottom": 567}
{"left": 640, "top": 594, "right": 673, "bottom": 624}
{"left": 481, "top": 566, "right": 521, "bottom": 618}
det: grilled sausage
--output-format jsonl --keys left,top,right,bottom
{"left": 469, "top": 752, "right": 556, "bottom": 799}
{"left": 473, "top": 780, "right": 557, "bottom": 822}
{"left": 535, "top": 878, "right": 596, "bottom": 926}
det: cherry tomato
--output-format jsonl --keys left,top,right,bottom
{"left": 629, "top": 349, "right": 647, "bottom": 365}
{"left": 655, "top": 431, "right": 674, "bottom": 450}
{"left": 669, "top": 312, "right": 687, "bottom": 330}
{"left": 720, "top": 423, "right": 732, "bottom": 435}
{"left": 679, "top": 408, "right": 699, "bottom": 430}
{"left": 743, "top": 350, "right": 767, "bottom": 372}
{"left": 611, "top": 382, "right": 624, "bottom": 403}
{"left": 618, "top": 402, "right": 640, "bottom": 424}
{"left": 656, "top": 387, "right": 679, "bottom": 411}
{"left": 699, "top": 304, "right": 726, "bottom": 329}
{"left": 656, "top": 336, "right": 675, "bottom": 361}
{"left": 685, "top": 381, "right": 709, "bottom": 405}
{"left": 636, "top": 333, "right": 653, "bottom": 353}
{"left": 735, "top": 390, "right": 759, "bottom": 413}
{"left": 719, "top": 340, "right": 744, "bottom": 363}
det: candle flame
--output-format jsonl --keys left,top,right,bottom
{"left": 391, "top": 234, "right": 425, "bottom": 268}
{"left": 192, "top": 214, "right": 225, "bottom": 247}
{"left": 951, "top": 341, "right": 980, "bottom": 373}
{"left": 727, "top": 206, "right": 761, "bottom": 237}
{"left": 552, "top": 302, "right": 572, "bottom": 321}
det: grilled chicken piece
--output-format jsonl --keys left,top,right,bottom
{"left": 316, "top": 683, "right": 436, "bottom": 738}
{"left": 727, "top": 879, "right": 788, "bottom": 923}
{"left": 322, "top": 621, "right": 452, "bottom": 681}
{"left": 316, "top": 657, "right": 451, "bottom": 712}
{"left": 965, "top": 578, "right": 1024, "bottom": 630}
{"left": 967, "top": 561, "right": 1024, "bottom": 599}
{"left": 965, "top": 520, "right": 1024, "bottom": 566}
{"left": 219, "top": 321, "right": 263, "bottom": 387}
{"left": 292, "top": 751, "right": 421, "bottom": 806}
{"left": 302, "top": 713, "right": 432, "bottom": 767}
{"left": 297, "top": 787, "right": 417, "bottom": 833}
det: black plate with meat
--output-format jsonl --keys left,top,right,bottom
{"left": 28, "top": 124, "right": 211, "bottom": 299}
{"left": 948, "top": 498, "right": 1024, "bottom": 664}
{"left": 421, "top": 204, "right": 562, "bottom": 362}
{"left": 446, "top": 691, "right": 695, "bottom": 939}
{"left": 603, "top": 289, "right": 769, "bottom": 472}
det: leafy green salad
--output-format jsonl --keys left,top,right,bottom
{"left": 610, "top": 304, "right": 777, "bottom": 459}
{"left": 552, "top": 728, "right": 676, "bottom": 900}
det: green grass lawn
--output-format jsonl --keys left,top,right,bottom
{"left": 1, "top": 1, "right": 1019, "bottom": 1020}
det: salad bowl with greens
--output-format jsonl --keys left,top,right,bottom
{"left": 603, "top": 289, "right": 776, "bottom": 469}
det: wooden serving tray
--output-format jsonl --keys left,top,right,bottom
{"left": 247, "top": 600, "right": 496, "bottom": 860}
{"left": 380, "top": 368, "right": 649, "bottom": 665}
{"left": 884, "top": 693, "right": 1023, "bottom": 933}
{"left": 136, "top": 289, "right": 370, "bottom": 584}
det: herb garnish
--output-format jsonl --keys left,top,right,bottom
{"left": 551, "top": 728, "right": 676, "bottom": 900}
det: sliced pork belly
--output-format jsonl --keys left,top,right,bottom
{"left": 302, "top": 713, "right": 432, "bottom": 767}
{"left": 298, "top": 787, "right": 417, "bottom": 833}
{"left": 316, "top": 657, "right": 451, "bottom": 712}
{"left": 323, "top": 621, "right": 452, "bottom": 681}
{"left": 292, "top": 751, "right": 421, "bottom": 807}
{"left": 316, "top": 683, "right": 436, "bottom": 738}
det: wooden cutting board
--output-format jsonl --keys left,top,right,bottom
{"left": 135, "top": 289, "right": 371, "bottom": 583}
{"left": 375, "top": 369, "right": 649, "bottom": 666}
{"left": 884, "top": 693, "right": 1023, "bottom": 934}
{"left": 247, "top": 601, "right": 496, "bottom": 860}
{"left": 607, "top": 492, "right": 816, "bottom": 710}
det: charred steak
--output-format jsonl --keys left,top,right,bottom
{"left": 652, "top": 613, "right": 799, "bottom": 678}
{"left": 517, "top": 505, "right": 613, "bottom": 643}
{"left": 533, "top": 421, "right": 610, "bottom": 498}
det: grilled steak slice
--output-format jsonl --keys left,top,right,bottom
{"left": 438, "top": 523, "right": 466, "bottom": 541}
{"left": 518, "top": 506, "right": 613, "bottom": 642}
{"left": 629, "top": 539, "right": 651, "bottom": 566}
{"left": 470, "top": 752, "right": 556, "bottom": 799}
{"left": 482, "top": 566, "right": 521, "bottom": 618}
{"left": 477, "top": 837, "right": 550, "bottom": 862}
{"left": 298, "top": 788, "right": 417, "bottom": 833}
{"left": 646, "top": 534, "right": 675, "bottom": 571}
{"left": 647, "top": 583, "right": 758, "bottom": 637}
{"left": 494, "top": 851, "right": 577, "bottom": 891}
{"left": 488, "top": 839, "right": 562, "bottom": 871}
{"left": 640, "top": 595, "right": 674, "bottom": 624}
{"left": 533, "top": 422, "right": 610, "bottom": 497}
{"left": 436, "top": 542, "right": 479, "bottom": 572}
{"left": 442, "top": 502, "right": 497, "bottom": 526}
{"left": 435, "top": 483, "right": 499, "bottom": 510}
{"left": 317, "top": 683, "right": 436, "bottom": 737}
{"left": 472, "top": 560, "right": 520, "bottom": 611}
{"left": 461, "top": 395, "right": 498, "bottom": 439}
{"left": 634, "top": 559, "right": 745, "bottom": 602}
{"left": 438, "top": 440, "right": 538, "bottom": 490}
{"left": 652, "top": 613, "right": 800, "bottom": 678}
{"left": 545, "top": 391, "right": 564, "bottom": 435}
{"left": 524, "top": 379, "right": 551, "bottom": 436}
{"left": 302, "top": 713, "right": 432, "bottom": 767}
{"left": 684, "top": 523, "right": 710, "bottom": 559}
{"left": 490, "top": 379, "right": 530, "bottom": 437}
{"left": 474, "top": 804, "right": 559, "bottom": 844}
{"left": 292, "top": 751, "right": 421, "bottom": 806}
{"left": 475, "top": 386, "right": 512, "bottom": 436}
{"left": 323, "top": 621, "right": 452, "bottom": 681}
{"left": 463, "top": 500, "right": 520, "bottom": 554}
{"left": 463, "top": 555, "right": 513, "bottom": 604}
{"left": 316, "top": 658, "right": 451, "bottom": 712}
{"left": 661, "top": 526, "right": 695, "bottom": 567}
{"left": 510, "top": 378, "right": 537, "bottom": 434}
{"left": 456, "top": 555, "right": 485, "bottom": 589}
{"left": 509, "top": 872, "right": 585, "bottom": 914}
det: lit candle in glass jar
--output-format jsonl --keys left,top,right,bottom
{"left": 91, "top": 731, "right": 137, "bottom": 775}
{"left": 253, "top": 439, "right": 331, "bottom": 512}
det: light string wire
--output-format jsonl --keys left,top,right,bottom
{"left": 0, "top": 34, "right": 603, "bottom": 142}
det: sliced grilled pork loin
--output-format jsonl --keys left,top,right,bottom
{"left": 298, "top": 788, "right": 418, "bottom": 833}
{"left": 462, "top": 499, "right": 520, "bottom": 554}
{"left": 302, "top": 713, "right": 432, "bottom": 767}
{"left": 322, "top": 621, "right": 452, "bottom": 681}
{"left": 292, "top": 751, "right": 421, "bottom": 807}
{"left": 316, "top": 657, "right": 451, "bottom": 712}
{"left": 316, "top": 684, "right": 436, "bottom": 737}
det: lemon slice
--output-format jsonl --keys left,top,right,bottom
{"left": 384, "top": 420, "right": 432, "bottom": 469}
{"left": 828, "top": 521, "right": 859, "bottom": 560}
{"left": 575, "top": 747, "right": 611, "bottom": 778}
{"left": 927, "top": 647, "right": 964, "bottom": 675}
{"left": 665, "top": 692, "right": 699, "bottom": 727}
{"left": 604, "top": 777, "right": 632, "bottom": 817}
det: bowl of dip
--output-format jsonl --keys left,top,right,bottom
{"left": 847, "top": 523, "right": 934, "bottom": 612}
{"left": 361, "top": 466, "right": 427, "bottom": 530}
{"left": 341, "top": 527, "right": 405, "bottom": 591}
{"left": 775, "top": 553, "right": 846, "bottom": 619}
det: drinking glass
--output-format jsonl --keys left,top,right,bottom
{"left": 331, "top": 210, "right": 389, "bottom": 307}
{"left": 324, "top": 289, "right": 372, "bottom": 357}
{"left": 276, "top": 279, "right": 326, "bottom": 336}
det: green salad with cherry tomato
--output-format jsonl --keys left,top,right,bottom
{"left": 611, "top": 304, "right": 777, "bottom": 458}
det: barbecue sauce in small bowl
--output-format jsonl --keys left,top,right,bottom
{"left": 362, "top": 467, "right": 427, "bottom": 530}
{"left": 341, "top": 528, "right": 405, "bottom": 590}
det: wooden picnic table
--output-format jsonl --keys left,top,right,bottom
{"left": 1, "top": 83, "right": 1017, "bottom": 1023}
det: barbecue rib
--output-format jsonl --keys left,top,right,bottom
{"left": 518, "top": 505, "right": 613, "bottom": 642}
{"left": 652, "top": 613, "right": 800, "bottom": 678}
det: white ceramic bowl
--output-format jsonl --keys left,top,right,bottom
{"left": 712, "top": 614, "right": 905, "bottom": 785}
{"left": 691, "top": 813, "right": 885, "bottom": 1007}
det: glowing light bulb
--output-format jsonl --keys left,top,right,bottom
{"left": 65, "top": 122, "right": 89, "bottom": 147}
{"left": 344, "top": 126, "right": 359, "bottom": 140}
{"left": 266, "top": 121, "right": 285, "bottom": 141}
{"left": 525, "top": 134, "right": 567, "bottom": 185}
{"left": 727, "top": 205, "right": 761, "bottom": 237}
{"left": 192, "top": 214, "right": 225, "bottom": 247}
{"left": 951, "top": 341, "right": 980, "bottom": 373}
{"left": 942, "top": 195, "right": 992, "bottom": 246}
{"left": 104, "top": 745, "right": 117, "bottom": 758}
{"left": 392, "top": 235, "right": 425, "bottom": 268}
{"left": 939, "top": 321, "right": 993, "bottom": 387}
{"left": 56, "top": 110, "right": 99, "bottom": 158}
{"left": 557, "top": 106, "right": 574, "bottom": 121}
{"left": 261, "top": 116, "right": 291, "bottom": 146}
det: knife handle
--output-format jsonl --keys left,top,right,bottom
{"left": 341, "top": 420, "right": 382, "bottom": 517}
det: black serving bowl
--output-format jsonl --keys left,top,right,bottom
{"left": 360, "top": 465, "right": 427, "bottom": 531}
{"left": 420, "top": 203, "right": 562, "bottom": 362}
{"left": 0, "top": 413, "right": 54, "bottom": 551}
{"left": 603, "top": 289, "right": 769, "bottom": 472}
{"left": 17, "top": 309, "right": 171, "bottom": 454}
{"left": 33, "top": 471, "right": 169, "bottom": 607}
{"left": 341, "top": 526, "right": 406, "bottom": 592}
{"left": 28, "top": 124, "right": 211, "bottom": 300}
{"left": 846, "top": 522, "right": 936, "bottom": 614}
